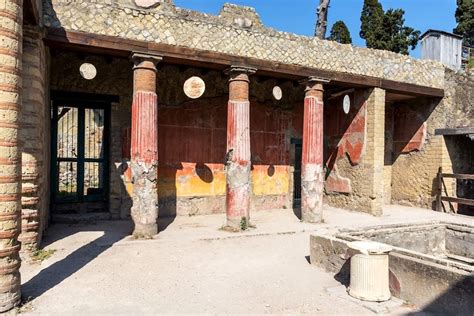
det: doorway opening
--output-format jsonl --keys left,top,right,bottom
{"left": 51, "top": 92, "right": 115, "bottom": 221}
{"left": 292, "top": 139, "right": 302, "bottom": 211}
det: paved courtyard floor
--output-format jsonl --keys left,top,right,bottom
{"left": 19, "top": 205, "right": 472, "bottom": 314}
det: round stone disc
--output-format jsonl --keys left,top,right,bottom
{"left": 183, "top": 76, "right": 206, "bottom": 99}
{"left": 272, "top": 86, "right": 283, "bottom": 101}
{"left": 79, "top": 63, "right": 97, "bottom": 80}
{"left": 343, "top": 94, "right": 351, "bottom": 114}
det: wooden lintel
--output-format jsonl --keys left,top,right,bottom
{"left": 44, "top": 27, "right": 445, "bottom": 98}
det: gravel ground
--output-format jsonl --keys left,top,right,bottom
{"left": 19, "top": 206, "right": 469, "bottom": 314}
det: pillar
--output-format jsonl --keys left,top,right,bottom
{"left": 0, "top": 0, "right": 23, "bottom": 311}
{"left": 130, "top": 53, "right": 162, "bottom": 238}
{"left": 300, "top": 77, "right": 329, "bottom": 223}
{"left": 225, "top": 66, "right": 256, "bottom": 230}
{"left": 365, "top": 87, "right": 386, "bottom": 215}
{"left": 19, "top": 26, "right": 47, "bottom": 253}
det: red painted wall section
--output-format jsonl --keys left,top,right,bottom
{"left": 393, "top": 105, "right": 427, "bottom": 154}
{"left": 324, "top": 91, "right": 367, "bottom": 194}
{"left": 122, "top": 96, "right": 302, "bottom": 211}
{"left": 250, "top": 102, "right": 293, "bottom": 166}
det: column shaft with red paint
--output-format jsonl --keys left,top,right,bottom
{"left": 301, "top": 77, "right": 328, "bottom": 223}
{"left": 225, "top": 66, "right": 256, "bottom": 230}
{"left": 130, "top": 53, "right": 162, "bottom": 238}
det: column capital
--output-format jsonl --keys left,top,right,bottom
{"left": 299, "top": 76, "right": 330, "bottom": 89}
{"left": 131, "top": 52, "right": 163, "bottom": 70}
{"left": 300, "top": 76, "right": 330, "bottom": 96}
{"left": 225, "top": 65, "right": 257, "bottom": 82}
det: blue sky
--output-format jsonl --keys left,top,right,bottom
{"left": 173, "top": 0, "right": 458, "bottom": 58}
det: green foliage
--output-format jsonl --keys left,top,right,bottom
{"left": 454, "top": 0, "right": 474, "bottom": 47}
{"left": 240, "top": 217, "right": 248, "bottom": 231}
{"left": 468, "top": 58, "right": 474, "bottom": 68}
{"left": 360, "top": 0, "right": 420, "bottom": 55}
{"left": 360, "top": 0, "right": 384, "bottom": 49}
{"left": 328, "top": 21, "right": 352, "bottom": 44}
{"left": 32, "top": 248, "right": 56, "bottom": 262}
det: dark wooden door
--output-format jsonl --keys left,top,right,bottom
{"left": 51, "top": 92, "right": 112, "bottom": 215}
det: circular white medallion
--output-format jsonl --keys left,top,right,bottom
{"left": 272, "top": 86, "right": 283, "bottom": 101}
{"left": 79, "top": 63, "right": 97, "bottom": 80}
{"left": 343, "top": 95, "right": 351, "bottom": 114}
{"left": 183, "top": 76, "right": 206, "bottom": 99}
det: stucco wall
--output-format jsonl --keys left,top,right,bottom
{"left": 324, "top": 88, "right": 385, "bottom": 215}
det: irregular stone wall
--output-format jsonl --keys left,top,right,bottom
{"left": 19, "top": 26, "right": 49, "bottom": 252}
{"left": 444, "top": 70, "right": 474, "bottom": 128}
{"left": 42, "top": 0, "right": 445, "bottom": 89}
{"left": 390, "top": 69, "right": 473, "bottom": 209}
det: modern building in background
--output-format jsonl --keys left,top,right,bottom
{"left": 420, "top": 30, "right": 464, "bottom": 70}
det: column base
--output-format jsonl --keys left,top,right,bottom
{"left": 131, "top": 161, "right": 159, "bottom": 239}
{"left": 224, "top": 216, "right": 254, "bottom": 232}
{"left": 301, "top": 163, "right": 324, "bottom": 223}
{"left": 0, "top": 273, "right": 21, "bottom": 313}
{"left": 132, "top": 223, "right": 158, "bottom": 239}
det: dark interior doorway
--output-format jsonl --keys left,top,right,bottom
{"left": 292, "top": 139, "right": 302, "bottom": 212}
{"left": 51, "top": 92, "right": 115, "bottom": 220}
{"left": 445, "top": 134, "right": 474, "bottom": 215}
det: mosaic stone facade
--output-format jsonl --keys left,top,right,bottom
{"left": 42, "top": 0, "right": 445, "bottom": 89}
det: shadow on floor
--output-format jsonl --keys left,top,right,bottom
{"left": 22, "top": 216, "right": 177, "bottom": 301}
{"left": 22, "top": 220, "right": 133, "bottom": 300}
{"left": 407, "top": 275, "right": 474, "bottom": 315}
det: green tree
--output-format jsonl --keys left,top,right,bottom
{"left": 360, "top": 0, "right": 420, "bottom": 55}
{"left": 381, "top": 9, "right": 420, "bottom": 55}
{"left": 328, "top": 21, "right": 352, "bottom": 44}
{"left": 454, "top": 0, "right": 474, "bottom": 47}
{"left": 360, "top": 0, "right": 384, "bottom": 49}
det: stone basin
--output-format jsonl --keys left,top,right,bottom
{"left": 310, "top": 222, "right": 474, "bottom": 314}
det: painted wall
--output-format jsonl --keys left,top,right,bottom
{"left": 51, "top": 51, "right": 304, "bottom": 217}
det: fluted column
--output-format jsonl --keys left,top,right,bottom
{"left": 0, "top": 0, "right": 23, "bottom": 311}
{"left": 130, "top": 52, "right": 162, "bottom": 238}
{"left": 225, "top": 66, "right": 256, "bottom": 230}
{"left": 300, "top": 77, "right": 329, "bottom": 223}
